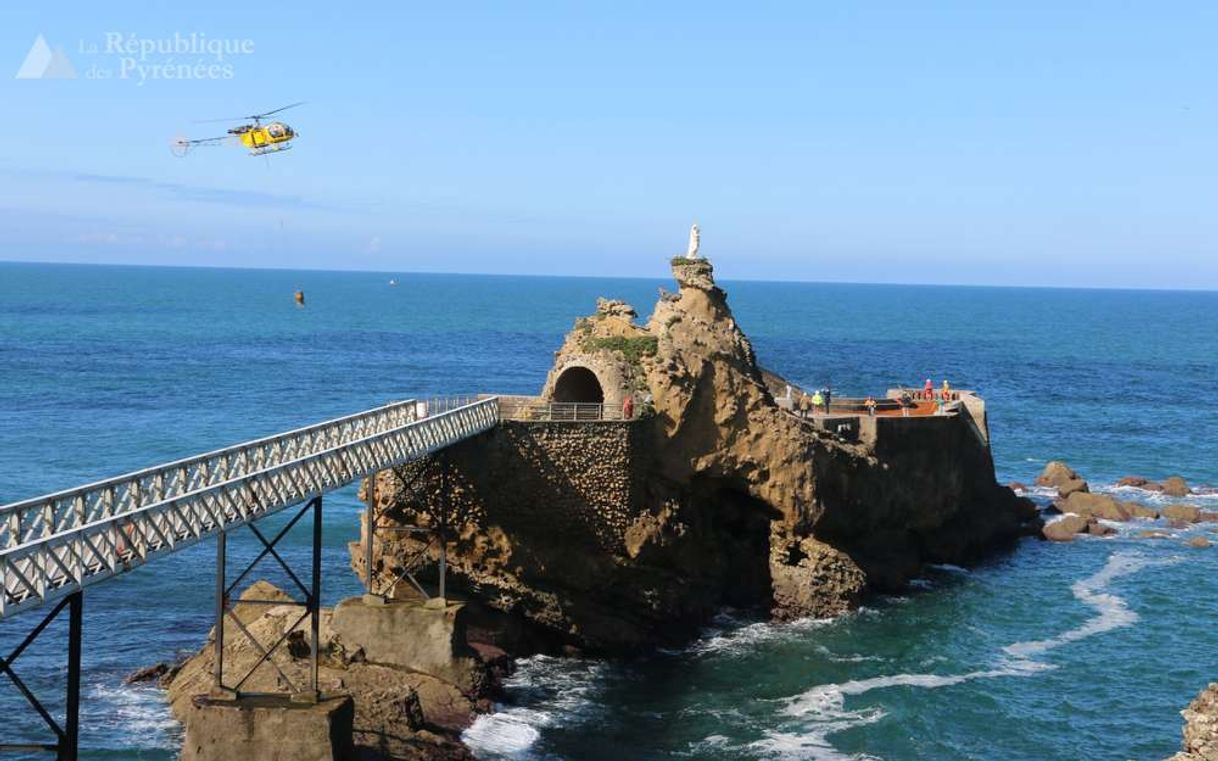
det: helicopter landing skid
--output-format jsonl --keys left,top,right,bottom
{"left": 250, "top": 144, "right": 292, "bottom": 157}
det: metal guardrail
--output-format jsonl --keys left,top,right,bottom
{"left": 499, "top": 399, "right": 627, "bottom": 422}
{"left": 0, "top": 397, "right": 499, "bottom": 619}
{"left": 0, "top": 400, "right": 420, "bottom": 554}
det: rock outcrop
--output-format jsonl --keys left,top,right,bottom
{"left": 163, "top": 583, "right": 488, "bottom": 760}
{"left": 1036, "top": 461, "right": 1089, "bottom": 498}
{"left": 359, "top": 258, "right": 1036, "bottom": 652}
{"left": 1043, "top": 514, "right": 1091, "bottom": 542}
{"left": 1164, "top": 476, "right": 1194, "bottom": 498}
{"left": 1171, "top": 683, "right": 1218, "bottom": 760}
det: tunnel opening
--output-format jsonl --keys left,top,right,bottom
{"left": 552, "top": 366, "right": 605, "bottom": 404}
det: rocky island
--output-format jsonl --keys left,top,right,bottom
{"left": 163, "top": 255, "right": 1039, "bottom": 759}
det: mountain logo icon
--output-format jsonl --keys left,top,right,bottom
{"left": 15, "top": 35, "right": 77, "bottom": 80}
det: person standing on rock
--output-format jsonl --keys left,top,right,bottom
{"left": 622, "top": 395, "right": 634, "bottom": 420}
{"left": 865, "top": 395, "right": 877, "bottom": 416}
{"left": 941, "top": 379, "right": 952, "bottom": 401}
{"left": 811, "top": 390, "right": 825, "bottom": 415}
{"left": 923, "top": 378, "right": 934, "bottom": 401}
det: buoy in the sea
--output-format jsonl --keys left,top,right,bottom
{"left": 294, "top": 289, "right": 305, "bottom": 306}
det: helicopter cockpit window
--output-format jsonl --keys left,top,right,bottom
{"left": 267, "top": 124, "right": 285, "bottom": 138}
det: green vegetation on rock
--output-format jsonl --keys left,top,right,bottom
{"left": 581, "top": 335, "right": 659, "bottom": 364}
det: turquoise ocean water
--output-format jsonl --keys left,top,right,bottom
{"left": 1, "top": 261, "right": 1216, "bottom": 760}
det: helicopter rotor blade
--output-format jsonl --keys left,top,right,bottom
{"left": 193, "top": 115, "right": 252, "bottom": 124}
{"left": 252, "top": 102, "right": 305, "bottom": 119}
{"left": 194, "top": 102, "right": 303, "bottom": 124}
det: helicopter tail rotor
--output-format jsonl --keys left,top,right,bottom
{"left": 170, "top": 135, "right": 192, "bottom": 157}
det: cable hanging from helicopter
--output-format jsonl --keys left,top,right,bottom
{"left": 171, "top": 102, "right": 303, "bottom": 157}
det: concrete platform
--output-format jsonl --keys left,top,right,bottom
{"left": 331, "top": 596, "right": 482, "bottom": 692}
{"left": 180, "top": 694, "right": 355, "bottom": 761}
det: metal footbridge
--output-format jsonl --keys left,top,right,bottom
{"left": 0, "top": 395, "right": 500, "bottom": 759}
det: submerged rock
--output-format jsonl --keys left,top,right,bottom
{"left": 1186, "top": 536, "right": 1212, "bottom": 549}
{"left": 1137, "top": 530, "right": 1172, "bottom": 540}
{"left": 1087, "top": 522, "right": 1117, "bottom": 537}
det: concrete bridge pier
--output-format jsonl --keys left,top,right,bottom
{"left": 182, "top": 495, "right": 360, "bottom": 761}
{"left": 181, "top": 694, "right": 356, "bottom": 761}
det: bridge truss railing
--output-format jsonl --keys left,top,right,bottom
{"left": 0, "top": 397, "right": 499, "bottom": 620}
{"left": 0, "top": 399, "right": 421, "bottom": 559}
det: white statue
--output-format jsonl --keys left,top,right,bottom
{"left": 686, "top": 223, "right": 701, "bottom": 259}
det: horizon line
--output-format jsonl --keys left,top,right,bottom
{"left": 1, "top": 256, "right": 1215, "bottom": 295}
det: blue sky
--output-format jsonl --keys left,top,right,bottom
{"left": 1, "top": 2, "right": 1215, "bottom": 288}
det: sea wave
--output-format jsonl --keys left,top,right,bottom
{"left": 86, "top": 681, "right": 180, "bottom": 748}
{"left": 680, "top": 613, "right": 833, "bottom": 659}
{"left": 461, "top": 655, "right": 605, "bottom": 759}
{"left": 767, "top": 550, "right": 1177, "bottom": 758}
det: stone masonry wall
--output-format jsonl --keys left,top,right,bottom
{"left": 442, "top": 420, "right": 646, "bottom": 554}
{"left": 368, "top": 419, "right": 648, "bottom": 566}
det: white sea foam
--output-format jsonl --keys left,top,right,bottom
{"left": 87, "top": 682, "right": 180, "bottom": 747}
{"left": 462, "top": 713, "right": 542, "bottom": 756}
{"left": 813, "top": 645, "right": 886, "bottom": 664}
{"left": 684, "top": 614, "right": 832, "bottom": 658}
{"left": 461, "top": 654, "right": 605, "bottom": 758}
{"left": 927, "top": 563, "right": 971, "bottom": 574}
{"left": 1003, "top": 551, "right": 1167, "bottom": 661}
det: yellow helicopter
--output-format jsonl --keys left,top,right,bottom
{"left": 171, "top": 102, "right": 303, "bottom": 157}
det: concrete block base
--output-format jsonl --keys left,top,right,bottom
{"left": 181, "top": 694, "right": 355, "bottom": 761}
{"left": 331, "top": 596, "right": 481, "bottom": 692}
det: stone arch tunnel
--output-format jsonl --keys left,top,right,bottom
{"left": 551, "top": 365, "right": 605, "bottom": 404}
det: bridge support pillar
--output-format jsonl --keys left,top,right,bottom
{"left": 0, "top": 591, "right": 82, "bottom": 761}
{"left": 211, "top": 495, "right": 323, "bottom": 702}
{"left": 181, "top": 694, "right": 355, "bottom": 761}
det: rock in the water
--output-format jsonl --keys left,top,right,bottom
{"left": 1035, "top": 461, "right": 1089, "bottom": 498}
{"left": 1164, "top": 476, "right": 1193, "bottom": 498}
{"left": 124, "top": 662, "right": 171, "bottom": 685}
{"left": 1170, "top": 682, "right": 1218, "bottom": 760}
{"left": 1055, "top": 492, "right": 1133, "bottom": 522}
{"left": 354, "top": 257, "right": 1035, "bottom": 647}
{"left": 1087, "top": 522, "right": 1116, "bottom": 537}
{"left": 1130, "top": 504, "right": 1160, "bottom": 520}
{"left": 1186, "top": 536, "right": 1213, "bottom": 549}
{"left": 167, "top": 581, "right": 480, "bottom": 761}
{"left": 1042, "top": 514, "right": 1089, "bottom": 541}
{"left": 770, "top": 538, "right": 866, "bottom": 620}
{"left": 1163, "top": 504, "right": 1203, "bottom": 523}
{"left": 1137, "top": 530, "right": 1172, "bottom": 540}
